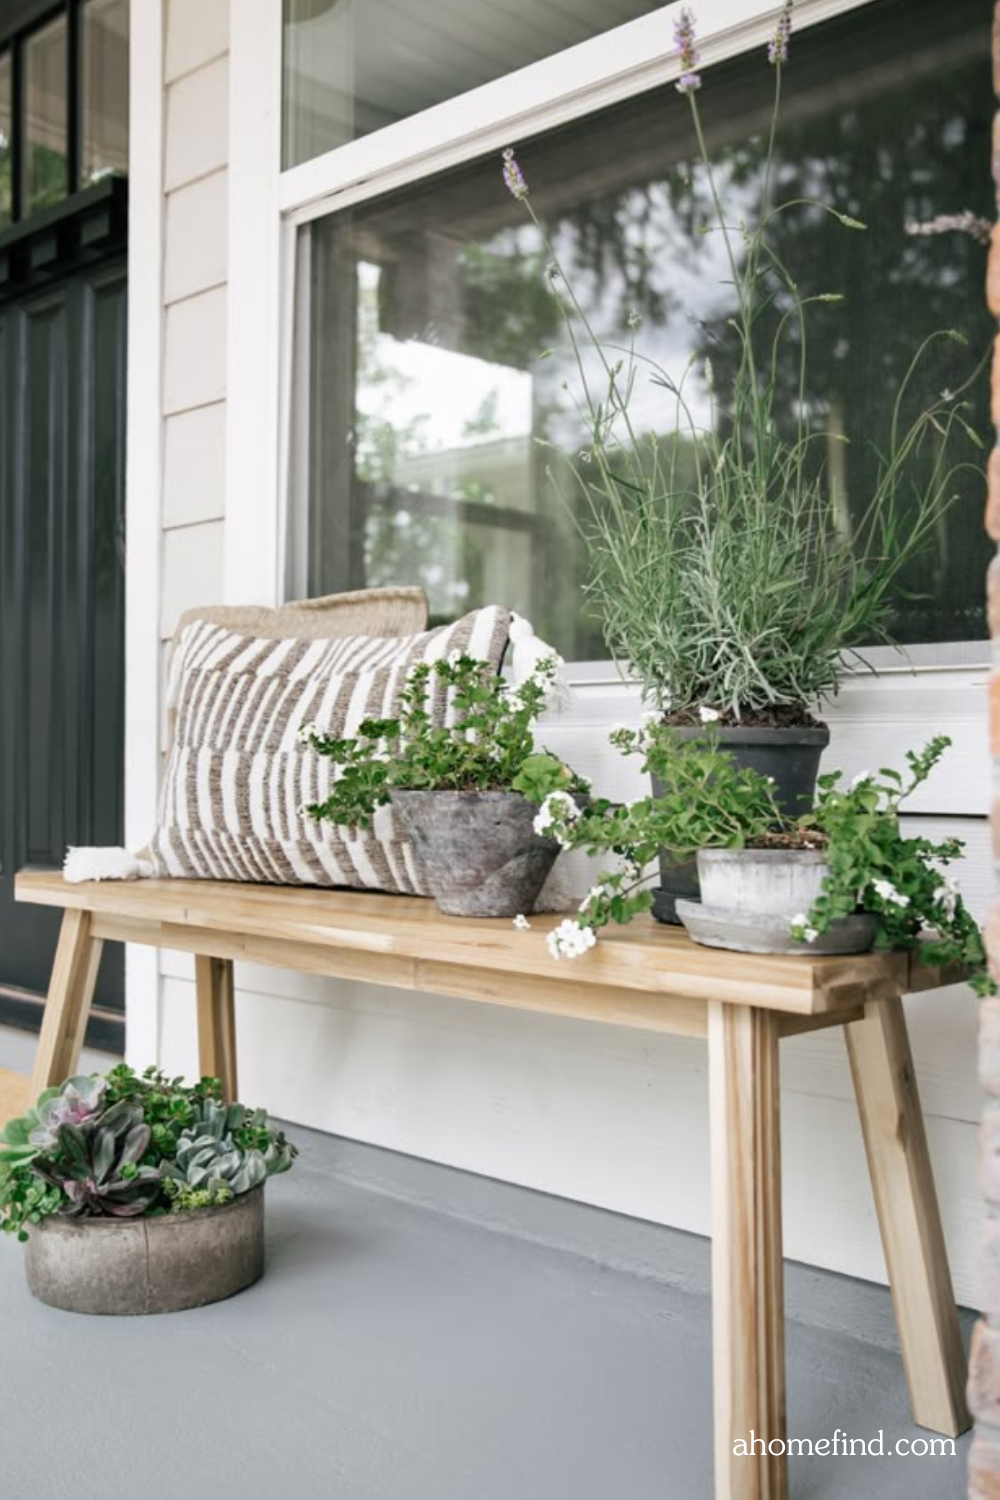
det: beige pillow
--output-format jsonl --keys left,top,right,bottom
{"left": 165, "top": 587, "right": 428, "bottom": 742}
{"left": 149, "top": 605, "right": 511, "bottom": 893}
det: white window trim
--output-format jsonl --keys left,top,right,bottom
{"left": 224, "top": 0, "right": 990, "bottom": 820}
{"left": 124, "top": 0, "right": 164, "bottom": 1065}
{"left": 279, "top": 0, "right": 877, "bottom": 224}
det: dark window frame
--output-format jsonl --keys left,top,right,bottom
{"left": 0, "top": 0, "right": 124, "bottom": 227}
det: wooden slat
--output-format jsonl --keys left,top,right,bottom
{"left": 90, "top": 913, "right": 708, "bottom": 1037}
{"left": 18, "top": 869, "right": 910, "bottom": 1018}
{"left": 845, "top": 995, "right": 970, "bottom": 1437}
{"left": 709, "top": 1002, "right": 786, "bottom": 1500}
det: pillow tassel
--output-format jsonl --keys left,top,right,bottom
{"left": 63, "top": 847, "right": 154, "bottom": 883}
{"left": 509, "top": 614, "right": 573, "bottom": 712}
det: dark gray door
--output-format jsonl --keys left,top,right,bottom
{"left": 0, "top": 254, "right": 126, "bottom": 1047}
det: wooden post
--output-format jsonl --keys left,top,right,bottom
{"left": 30, "top": 909, "right": 104, "bottom": 1096}
{"left": 708, "top": 1001, "right": 787, "bottom": 1500}
{"left": 845, "top": 994, "right": 970, "bottom": 1436}
{"left": 194, "top": 954, "right": 239, "bottom": 1101}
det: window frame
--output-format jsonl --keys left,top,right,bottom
{"left": 226, "top": 0, "right": 991, "bottom": 683}
{"left": 0, "top": 0, "right": 127, "bottom": 227}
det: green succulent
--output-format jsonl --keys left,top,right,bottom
{"left": 33, "top": 1102, "right": 163, "bottom": 1218}
{"left": 161, "top": 1100, "right": 267, "bottom": 1212}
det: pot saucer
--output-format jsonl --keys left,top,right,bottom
{"left": 675, "top": 899, "right": 876, "bottom": 957}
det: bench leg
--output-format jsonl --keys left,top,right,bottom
{"left": 30, "top": 910, "right": 104, "bottom": 1097}
{"left": 709, "top": 1002, "right": 787, "bottom": 1500}
{"left": 845, "top": 993, "right": 970, "bottom": 1436}
{"left": 195, "top": 955, "right": 238, "bottom": 1101}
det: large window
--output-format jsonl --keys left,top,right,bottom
{"left": 290, "top": 0, "right": 992, "bottom": 659}
{"left": 0, "top": 0, "right": 128, "bottom": 227}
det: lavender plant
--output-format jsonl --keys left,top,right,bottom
{"left": 502, "top": 3, "right": 984, "bottom": 722}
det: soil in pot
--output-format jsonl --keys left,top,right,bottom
{"left": 677, "top": 847, "right": 876, "bottom": 956}
{"left": 390, "top": 789, "right": 559, "bottom": 918}
{"left": 651, "top": 720, "right": 831, "bottom": 924}
{"left": 25, "top": 1186, "right": 265, "bottom": 1316}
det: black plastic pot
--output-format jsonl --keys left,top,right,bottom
{"left": 651, "top": 722, "right": 831, "bottom": 924}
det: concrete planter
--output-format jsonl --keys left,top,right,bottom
{"left": 651, "top": 723, "right": 830, "bottom": 924}
{"left": 25, "top": 1186, "right": 265, "bottom": 1316}
{"left": 677, "top": 848, "right": 877, "bottom": 956}
{"left": 390, "top": 789, "right": 559, "bottom": 917}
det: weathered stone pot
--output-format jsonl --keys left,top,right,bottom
{"left": 676, "top": 848, "right": 876, "bottom": 956}
{"left": 651, "top": 722, "right": 831, "bottom": 924}
{"left": 390, "top": 789, "right": 559, "bottom": 917}
{"left": 25, "top": 1186, "right": 265, "bottom": 1316}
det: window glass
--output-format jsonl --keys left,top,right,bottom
{"left": 295, "top": 0, "right": 993, "bottom": 656}
{"left": 24, "top": 15, "right": 68, "bottom": 214}
{"left": 81, "top": 0, "right": 129, "bottom": 186}
{"left": 0, "top": 52, "right": 12, "bottom": 227}
{"left": 282, "top": 0, "right": 663, "bottom": 169}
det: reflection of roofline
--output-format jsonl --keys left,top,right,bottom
{"left": 394, "top": 433, "right": 530, "bottom": 479}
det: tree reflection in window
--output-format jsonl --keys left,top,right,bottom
{"left": 302, "top": 0, "right": 992, "bottom": 658}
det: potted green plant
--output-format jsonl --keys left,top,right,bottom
{"left": 502, "top": 3, "right": 984, "bottom": 921}
{"left": 0, "top": 1066, "right": 297, "bottom": 1315}
{"left": 530, "top": 726, "right": 991, "bottom": 989}
{"left": 301, "top": 653, "right": 587, "bottom": 917}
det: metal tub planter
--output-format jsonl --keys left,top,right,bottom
{"left": 26, "top": 1185, "right": 265, "bottom": 1316}
{"left": 0, "top": 1068, "right": 297, "bottom": 1316}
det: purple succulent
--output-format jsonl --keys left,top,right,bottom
{"left": 29, "top": 1075, "right": 106, "bottom": 1150}
{"left": 33, "top": 1102, "right": 163, "bottom": 1218}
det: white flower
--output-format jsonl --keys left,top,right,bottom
{"left": 512, "top": 914, "right": 532, "bottom": 931}
{"left": 789, "top": 913, "right": 819, "bottom": 944}
{"left": 699, "top": 705, "right": 721, "bottom": 724}
{"left": 533, "top": 791, "right": 580, "bottom": 847}
{"left": 579, "top": 884, "right": 608, "bottom": 913}
{"left": 851, "top": 769, "right": 875, "bottom": 789}
{"left": 938, "top": 875, "right": 960, "bottom": 921}
{"left": 802, "top": 925, "right": 819, "bottom": 944}
{"left": 546, "top": 919, "right": 597, "bottom": 960}
{"left": 298, "top": 720, "right": 318, "bottom": 744}
{"left": 446, "top": 648, "right": 462, "bottom": 667}
{"left": 872, "top": 878, "right": 910, "bottom": 909}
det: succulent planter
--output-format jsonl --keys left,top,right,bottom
{"left": 25, "top": 1186, "right": 265, "bottom": 1316}
{"left": 390, "top": 789, "right": 559, "bottom": 917}
{"left": 677, "top": 847, "right": 876, "bottom": 956}
{"left": 651, "top": 723, "right": 831, "bottom": 924}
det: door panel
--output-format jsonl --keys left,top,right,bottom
{"left": 0, "top": 257, "right": 126, "bottom": 1035}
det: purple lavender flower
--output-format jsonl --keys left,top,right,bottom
{"left": 768, "top": 1, "right": 793, "bottom": 64}
{"left": 673, "top": 8, "right": 701, "bottom": 93}
{"left": 502, "top": 147, "right": 528, "bottom": 200}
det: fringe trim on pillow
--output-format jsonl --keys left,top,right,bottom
{"left": 63, "top": 847, "right": 154, "bottom": 883}
{"left": 509, "top": 613, "right": 573, "bottom": 712}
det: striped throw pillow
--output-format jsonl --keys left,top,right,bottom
{"left": 148, "top": 606, "right": 511, "bottom": 892}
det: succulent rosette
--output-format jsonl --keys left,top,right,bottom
{"left": 0, "top": 1066, "right": 298, "bottom": 1241}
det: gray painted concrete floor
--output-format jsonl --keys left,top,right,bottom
{"left": 0, "top": 1109, "right": 974, "bottom": 1500}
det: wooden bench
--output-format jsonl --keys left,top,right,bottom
{"left": 15, "top": 867, "right": 971, "bottom": 1500}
